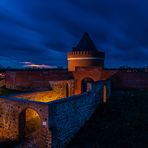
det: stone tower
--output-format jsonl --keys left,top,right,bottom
{"left": 67, "top": 32, "right": 105, "bottom": 71}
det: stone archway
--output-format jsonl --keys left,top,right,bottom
{"left": 81, "top": 78, "right": 94, "bottom": 93}
{"left": 19, "top": 108, "right": 41, "bottom": 140}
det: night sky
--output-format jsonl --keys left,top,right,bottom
{"left": 0, "top": 0, "right": 148, "bottom": 68}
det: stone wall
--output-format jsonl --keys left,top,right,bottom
{"left": 0, "top": 80, "right": 110, "bottom": 148}
{"left": 111, "top": 71, "right": 148, "bottom": 90}
{"left": 49, "top": 80, "right": 74, "bottom": 97}
{"left": 0, "top": 97, "right": 51, "bottom": 148}
{"left": 73, "top": 67, "right": 114, "bottom": 94}
{"left": 67, "top": 51, "right": 105, "bottom": 71}
{"left": 5, "top": 69, "right": 73, "bottom": 91}
{"left": 48, "top": 80, "right": 110, "bottom": 147}
{"left": 12, "top": 80, "right": 74, "bottom": 102}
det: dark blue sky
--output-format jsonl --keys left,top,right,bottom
{"left": 0, "top": 0, "right": 148, "bottom": 68}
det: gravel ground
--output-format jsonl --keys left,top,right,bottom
{"left": 67, "top": 90, "right": 148, "bottom": 148}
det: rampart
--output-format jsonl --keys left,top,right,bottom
{"left": 111, "top": 71, "right": 148, "bottom": 90}
{"left": 0, "top": 80, "right": 111, "bottom": 147}
{"left": 12, "top": 80, "right": 74, "bottom": 102}
{"left": 5, "top": 69, "right": 73, "bottom": 91}
{"left": 67, "top": 51, "right": 105, "bottom": 58}
{"left": 0, "top": 98, "right": 51, "bottom": 147}
{"left": 67, "top": 51, "right": 105, "bottom": 71}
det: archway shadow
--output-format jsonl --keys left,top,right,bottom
{"left": 19, "top": 108, "right": 41, "bottom": 141}
{"left": 81, "top": 78, "right": 94, "bottom": 93}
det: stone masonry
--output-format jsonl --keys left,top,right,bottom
{"left": 0, "top": 80, "right": 110, "bottom": 147}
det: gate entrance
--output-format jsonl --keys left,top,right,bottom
{"left": 19, "top": 108, "right": 41, "bottom": 140}
{"left": 81, "top": 78, "right": 94, "bottom": 93}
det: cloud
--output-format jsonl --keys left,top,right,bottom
{"left": 0, "top": 0, "right": 148, "bottom": 68}
{"left": 22, "top": 61, "right": 57, "bottom": 69}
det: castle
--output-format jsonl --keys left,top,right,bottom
{"left": 5, "top": 32, "right": 115, "bottom": 95}
{"left": 0, "top": 32, "right": 148, "bottom": 147}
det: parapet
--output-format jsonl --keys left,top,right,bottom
{"left": 67, "top": 51, "right": 105, "bottom": 58}
{"left": 67, "top": 50, "right": 105, "bottom": 71}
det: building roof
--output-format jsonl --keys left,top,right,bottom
{"left": 73, "top": 32, "right": 98, "bottom": 52}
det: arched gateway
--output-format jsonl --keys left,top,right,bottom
{"left": 19, "top": 108, "right": 41, "bottom": 140}
{"left": 81, "top": 78, "right": 94, "bottom": 93}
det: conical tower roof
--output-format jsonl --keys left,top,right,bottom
{"left": 73, "top": 32, "right": 98, "bottom": 52}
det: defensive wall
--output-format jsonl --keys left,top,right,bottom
{"left": 12, "top": 80, "right": 74, "bottom": 103}
{"left": 0, "top": 80, "right": 111, "bottom": 148}
{"left": 67, "top": 51, "right": 105, "bottom": 71}
{"left": 5, "top": 69, "right": 73, "bottom": 91}
{"left": 0, "top": 98, "right": 51, "bottom": 147}
{"left": 111, "top": 71, "right": 148, "bottom": 90}
{"left": 73, "top": 67, "right": 115, "bottom": 94}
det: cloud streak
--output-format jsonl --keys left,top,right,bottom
{"left": 0, "top": 0, "right": 148, "bottom": 68}
{"left": 22, "top": 61, "right": 57, "bottom": 69}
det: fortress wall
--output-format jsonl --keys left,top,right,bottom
{"left": 0, "top": 98, "right": 19, "bottom": 141}
{"left": 13, "top": 80, "right": 74, "bottom": 103}
{"left": 67, "top": 51, "right": 105, "bottom": 58}
{"left": 48, "top": 80, "right": 111, "bottom": 147}
{"left": 68, "top": 59, "right": 104, "bottom": 71}
{"left": 49, "top": 79, "right": 74, "bottom": 97}
{"left": 73, "top": 67, "right": 102, "bottom": 94}
{"left": 67, "top": 51, "right": 105, "bottom": 71}
{"left": 0, "top": 80, "right": 110, "bottom": 147}
{"left": 72, "top": 67, "right": 114, "bottom": 95}
{"left": 111, "top": 71, "right": 148, "bottom": 90}
{"left": 0, "top": 98, "right": 51, "bottom": 148}
{"left": 5, "top": 70, "right": 73, "bottom": 91}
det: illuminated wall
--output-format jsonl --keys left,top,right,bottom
{"left": 73, "top": 67, "right": 115, "bottom": 94}
{"left": 0, "top": 80, "right": 110, "bottom": 147}
{"left": 13, "top": 80, "right": 74, "bottom": 102}
{"left": 0, "top": 97, "right": 51, "bottom": 147}
{"left": 67, "top": 51, "right": 105, "bottom": 71}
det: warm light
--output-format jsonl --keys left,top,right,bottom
{"left": 14, "top": 90, "right": 64, "bottom": 103}
{"left": 25, "top": 109, "right": 41, "bottom": 136}
{"left": 103, "top": 85, "right": 107, "bottom": 103}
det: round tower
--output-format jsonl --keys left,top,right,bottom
{"left": 67, "top": 32, "right": 105, "bottom": 71}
